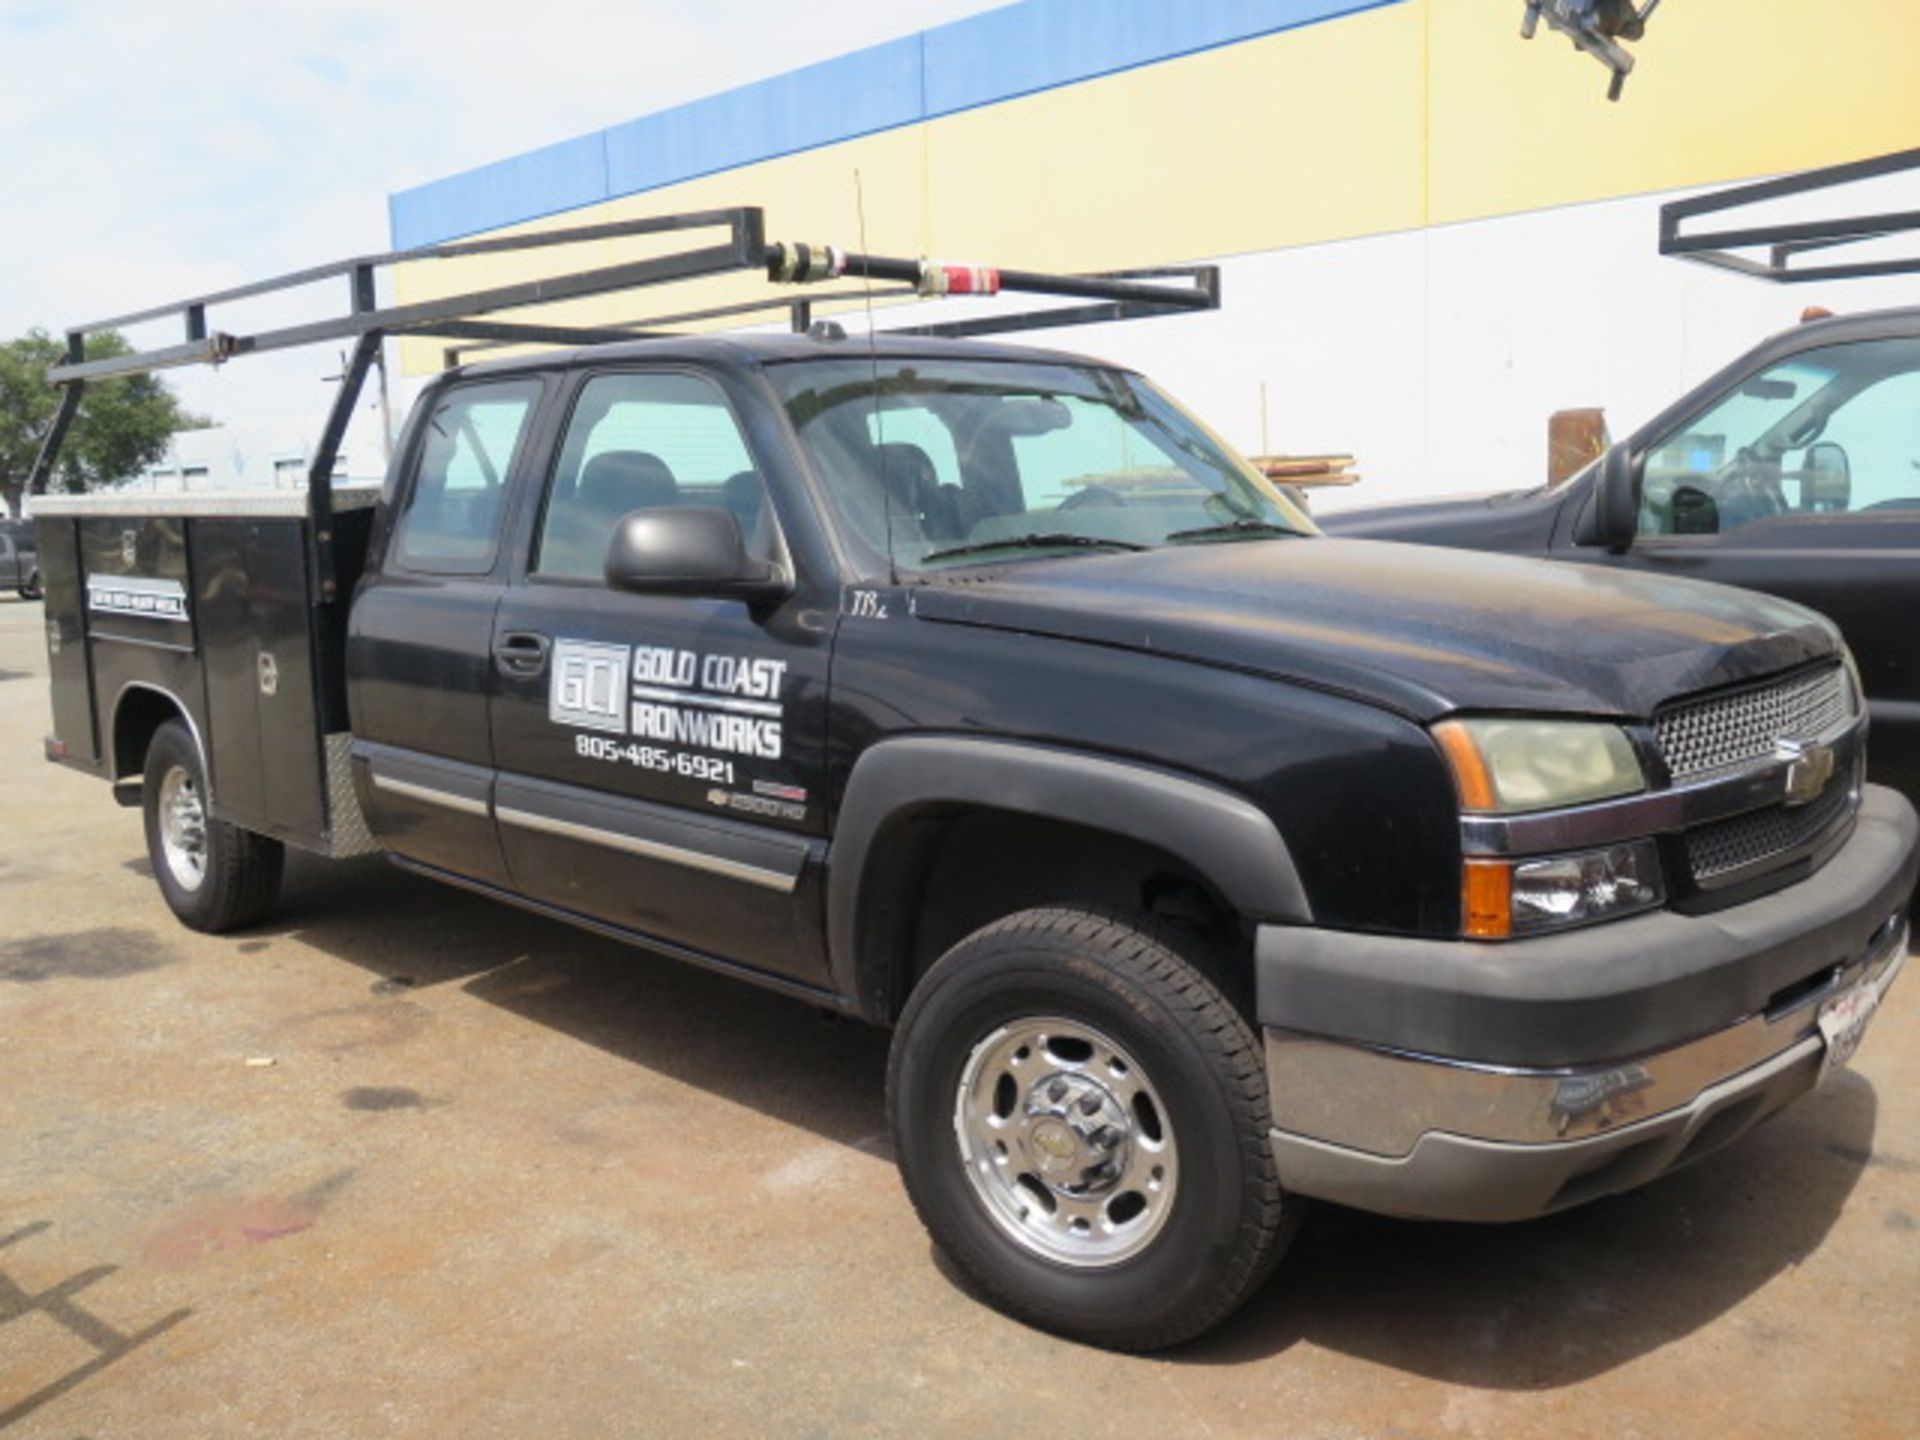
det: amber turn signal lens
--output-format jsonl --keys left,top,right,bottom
{"left": 1462, "top": 860, "right": 1513, "bottom": 940}
{"left": 1432, "top": 721, "right": 1497, "bottom": 812}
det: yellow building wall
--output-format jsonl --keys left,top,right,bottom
{"left": 397, "top": 0, "right": 1920, "bottom": 374}
{"left": 1427, "top": 0, "right": 1920, "bottom": 225}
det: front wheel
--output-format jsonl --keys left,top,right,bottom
{"left": 887, "top": 907, "right": 1297, "bottom": 1351}
{"left": 142, "top": 719, "right": 284, "bottom": 932}
{"left": 19, "top": 568, "right": 40, "bottom": 600}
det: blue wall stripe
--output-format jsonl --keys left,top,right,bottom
{"left": 922, "top": 0, "right": 1398, "bottom": 115}
{"left": 602, "top": 34, "right": 927, "bottom": 202}
{"left": 389, "top": 129, "right": 609, "bottom": 254}
{"left": 389, "top": 0, "right": 1406, "bottom": 249}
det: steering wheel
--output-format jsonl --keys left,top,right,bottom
{"left": 1058, "top": 484, "right": 1128, "bottom": 511}
{"left": 1719, "top": 454, "right": 1789, "bottom": 523}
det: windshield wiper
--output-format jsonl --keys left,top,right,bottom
{"left": 1165, "top": 517, "right": 1306, "bottom": 543}
{"left": 921, "top": 532, "right": 1149, "bottom": 564}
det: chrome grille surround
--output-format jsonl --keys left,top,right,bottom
{"left": 1654, "top": 664, "right": 1851, "bottom": 783}
{"left": 1457, "top": 662, "right": 1865, "bottom": 903}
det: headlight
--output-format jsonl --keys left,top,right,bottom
{"left": 1463, "top": 840, "right": 1665, "bottom": 940}
{"left": 1433, "top": 718, "right": 1645, "bottom": 814}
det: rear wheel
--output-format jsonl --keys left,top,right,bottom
{"left": 142, "top": 720, "right": 283, "bottom": 932}
{"left": 17, "top": 567, "right": 38, "bottom": 600}
{"left": 888, "top": 906, "right": 1297, "bottom": 1351}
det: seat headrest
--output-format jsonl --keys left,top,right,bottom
{"left": 873, "top": 443, "right": 939, "bottom": 507}
{"left": 722, "top": 470, "right": 763, "bottom": 514}
{"left": 722, "top": 469, "right": 768, "bottom": 542}
{"left": 578, "top": 450, "right": 679, "bottom": 516}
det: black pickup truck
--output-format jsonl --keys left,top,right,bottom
{"left": 29, "top": 218, "right": 1918, "bottom": 1350}
{"left": 1322, "top": 306, "right": 1920, "bottom": 808}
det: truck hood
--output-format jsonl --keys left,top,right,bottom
{"left": 911, "top": 537, "right": 1838, "bottom": 721}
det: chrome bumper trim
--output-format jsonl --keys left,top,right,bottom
{"left": 1266, "top": 911, "right": 1907, "bottom": 1156}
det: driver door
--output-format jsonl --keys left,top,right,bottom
{"left": 486, "top": 367, "right": 833, "bottom": 986}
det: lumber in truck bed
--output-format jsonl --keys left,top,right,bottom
{"left": 33, "top": 486, "right": 382, "bottom": 858}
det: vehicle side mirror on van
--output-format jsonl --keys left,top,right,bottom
{"left": 605, "top": 507, "right": 789, "bottom": 604}
{"left": 1576, "top": 442, "right": 1639, "bottom": 550}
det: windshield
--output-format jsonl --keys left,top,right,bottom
{"left": 769, "top": 357, "right": 1315, "bottom": 570}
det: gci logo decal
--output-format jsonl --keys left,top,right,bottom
{"left": 548, "top": 638, "right": 787, "bottom": 759}
{"left": 550, "top": 640, "right": 629, "bottom": 733}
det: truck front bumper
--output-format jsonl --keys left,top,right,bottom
{"left": 1256, "top": 784, "right": 1918, "bottom": 1223}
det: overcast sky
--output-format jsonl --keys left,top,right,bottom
{"left": 0, "top": 0, "right": 1004, "bottom": 471}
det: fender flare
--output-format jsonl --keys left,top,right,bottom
{"left": 827, "top": 736, "right": 1311, "bottom": 1016}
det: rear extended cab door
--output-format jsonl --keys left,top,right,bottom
{"left": 484, "top": 361, "right": 838, "bottom": 988}
{"left": 346, "top": 372, "right": 557, "bottom": 886}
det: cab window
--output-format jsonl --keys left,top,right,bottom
{"left": 1804, "top": 368, "right": 1920, "bottom": 512}
{"left": 535, "top": 372, "right": 772, "bottom": 582}
{"left": 393, "top": 380, "right": 540, "bottom": 574}
{"left": 1638, "top": 337, "right": 1920, "bottom": 537}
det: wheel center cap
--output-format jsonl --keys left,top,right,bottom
{"left": 1022, "top": 1070, "right": 1131, "bottom": 1192}
{"left": 1029, "top": 1119, "right": 1080, "bottom": 1174}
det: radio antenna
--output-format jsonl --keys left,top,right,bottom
{"left": 854, "top": 169, "right": 899, "bottom": 586}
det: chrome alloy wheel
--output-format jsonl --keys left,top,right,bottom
{"left": 156, "top": 764, "right": 208, "bottom": 892}
{"left": 954, "top": 1016, "right": 1178, "bottom": 1267}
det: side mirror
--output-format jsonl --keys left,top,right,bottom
{"left": 1802, "top": 441, "right": 1852, "bottom": 512}
{"left": 605, "top": 507, "right": 789, "bottom": 604}
{"left": 1576, "top": 442, "right": 1639, "bottom": 550}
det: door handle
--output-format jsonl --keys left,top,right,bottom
{"left": 493, "top": 631, "right": 551, "bottom": 678}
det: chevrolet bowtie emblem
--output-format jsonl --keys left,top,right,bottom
{"left": 1778, "top": 738, "right": 1837, "bottom": 807}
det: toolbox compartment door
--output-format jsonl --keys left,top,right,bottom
{"left": 192, "top": 516, "right": 327, "bottom": 841}
{"left": 35, "top": 516, "right": 101, "bottom": 770}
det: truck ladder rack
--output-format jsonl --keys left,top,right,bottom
{"left": 30, "top": 206, "right": 1218, "bottom": 512}
{"left": 1660, "top": 145, "right": 1920, "bottom": 284}
{"left": 30, "top": 206, "right": 1218, "bottom": 604}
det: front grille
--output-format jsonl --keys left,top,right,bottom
{"left": 1655, "top": 664, "right": 1849, "bottom": 783}
{"left": 1684, "top": 768, "right": 1856, "bottom": 882}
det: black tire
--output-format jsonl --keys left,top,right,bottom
{"left": 887, "top": 907, "right": 1296, "bottom": 1351}
{"left": 19, "top": 568, "right": 40, "bottom": 600}
{"left": 142, "top": 719, "right": 283, "bottom": 932}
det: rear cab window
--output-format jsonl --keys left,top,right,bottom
{"left": 392, "top": 379, "right": 542, "bottom": 574}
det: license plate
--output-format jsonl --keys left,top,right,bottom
{"left": 1818, "top": 972, "right": 1887, "bottom": 1080}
